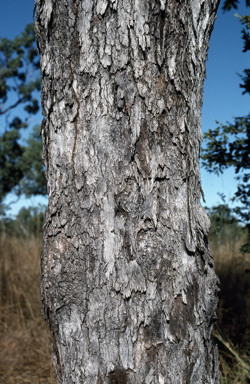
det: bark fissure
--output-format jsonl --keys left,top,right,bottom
{"left": 35, "top": 0, "right": 220, "bottom": 383}
{"left": 70, "top": 0, "right": 80, "bottom": 193}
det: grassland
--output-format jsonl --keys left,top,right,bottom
{"left": 209, "top": 223, "right": 250, "bottom": 383}
{"left": 0, "top": 226, "right": 250, "bottom": 383}
{"left": 0, "top": 237, "right": 56, "bottom": 383}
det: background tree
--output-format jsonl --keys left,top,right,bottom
{"left": 0, "top": 23, "right": 45, "bottom": 212}
{"left": 21, "top": 125, "right": 47, "bottom": 196}
{"left": 206, "top": 198, "right": 239, "bottom": 237}
{"left": 35, "top": 0, "right": 221, "bottom": 382}
{"left": 222, "top": 0, "right": 250, "bottom": 10}
{"left": 202, "top": 8, "right": 250, "bottom": 253}
{"left": 0, "top": 203, "right": 46, "bottom": 238}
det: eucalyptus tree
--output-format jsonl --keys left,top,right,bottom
{"left": 35, "top": 0, "right": 220, "bottom": 382}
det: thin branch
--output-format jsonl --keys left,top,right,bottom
{"left": 0, "top": 97, "right": 25, "bottom": 115}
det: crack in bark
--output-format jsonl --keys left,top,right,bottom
{"left": 70, "top": 0, "right": 80, "bottom": 193}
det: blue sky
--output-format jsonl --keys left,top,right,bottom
{"left": 1, "top": 0, "right": 250, "bottom": 215}
{"left": 201, "top": 1, "right": 250, "bottom": 208}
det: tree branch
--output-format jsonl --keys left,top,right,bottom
{"left": 0, "top": 97, "right": 25, "bottom": 116}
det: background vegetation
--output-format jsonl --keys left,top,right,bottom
{"left": 208, "top": 205, "right": 250, "bottom": 383}
{"left": 0, "top": 23, "right": 46, "bottom": 215}
{"left": 0, "top": 204, "right": 250, "bottom": 383}
{"left": 1, "top": 0, "right": 250, "bottom": 382}
{"left": 0, "top": 235, "right": 56, "bottom": 384}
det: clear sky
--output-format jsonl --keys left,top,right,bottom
{"left": 1, "top": 0, "right": 250, "bottom": 215}
{"left": 201, "top": 1, "right": 250, "bottom": 208}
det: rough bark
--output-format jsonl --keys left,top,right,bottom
{"left": 35, "top": 0, "right": 220, "bottom": 383}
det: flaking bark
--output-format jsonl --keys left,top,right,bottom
{"left": 34, "top": 0, "right": 220, "bottom": 383}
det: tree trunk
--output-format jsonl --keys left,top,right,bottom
{"left": 35, "top": 0, "right": 220, "bottom": 382}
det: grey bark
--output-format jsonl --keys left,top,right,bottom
{"left": 35, "top": 0, "right": 220, "bottom": 383}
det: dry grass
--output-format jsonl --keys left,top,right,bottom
{"left": 210, "top": 231, "right": 250, "bottom": 383}
{"left": 213, "top": 325, "right": 250, "bottom": 384}
{"left": 0, "top": 236, "right": 56, "bottom": 384}
{"left": 1, "top": 232, "right": 250, "bottom": 383}
{"left": 210, "top": 234, "right": 250, "bottom": 347}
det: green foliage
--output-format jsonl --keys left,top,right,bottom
{"left": 0, "top": 23, "right": 46, "bottom": 211}
{"left": 0, "top": 127, "right": 23, "bottom": 200}
{"left": 222, "top": 0, "right": 250, "bottom": 11}
{"left": 0, "top": 204, "right": 46, "bottom": 238}
{"left": 0, "top": 124, "right": 46, "bottom": 206}
{"left": 235, "top": 13, "right": 250, "bottom": 29}
{"left": 21, "top": 125, "right": 46, "bottom": 197}
{"left": 202, "top": 9, "right": 250, "bottom": 254}
{"left": 202, "top": 116, "right": 250, "bottom": 175}
{"left": 202, "top": 118, "right": 250, "bottom": 253}
{"left": 235, "top": 14, "right": 250, "bottom": 95}
{"left": 206, "top": 202, "right": 239, "bottom": 236}
{"left": 205, "top": 202, "right": 247, "bottom": 253}
{"left": 0, "top": 23, "right": 41, "bottom": 119}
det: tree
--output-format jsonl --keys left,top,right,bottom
{"left": 35, "top": 1, "right": 221, "bottom": 382}
{"left": 21, "top": 125, "right": 47, "bottom": 196}
{"left": 204, "top": 199, "right": 245, "bottom": 250}
{"left": 202, "top": 11, "right": 250, "bottom": 253}
{"left": 0, "top": 203, "right": 46, "bottom": 238}
{"left": 0, "top": 24, "right": 45, "bottom": 209}
{"left": 222, "top": 0, "right": 250, "bottom": 10}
